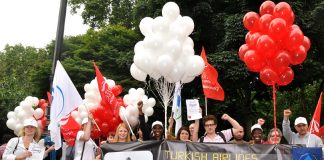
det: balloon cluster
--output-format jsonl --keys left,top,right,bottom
{"left": 83, "top": 78, "right": 123, "bottom": 139}
{"left": 130, "top": 2, "right": 204, "bottom": 83}
{"left": 6, "top": 96, "right": 48, "bottom": 135}
{"left": 119, "top": 88, "right": 156, "bottom": 127}
{"left": 239, "top": 1, "right": 310, "bottom": 86}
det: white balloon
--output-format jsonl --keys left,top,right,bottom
{"left": 152, "top": 16, "right": 169, "bottom": 34}
{"left": 183, "top": 37, "right": 194, "bottom": 47}
{"left": 168, "top": 61, "right": 185, "bottom": 82}
{"left": 130, "top": 63, "right": 147, "bottom": 81}
{"left": 7, "top": 111, "right": 16, "bottom": 119}
{"left": 181, "top": 45, "right": 195, "bottom": 57}
{"left": 156, "top": 55, "right": 174, "bottom": 76}
{"left": 25, "top": 96, "right": 34, "bottom": 103}
{"left": 78, "top": 104, "right": 87, "bottom": 112}
{"left": 127, "top": 105, "right": 139, "bottom": 116}
{"left": 84, "top": 83, "right": 91, "bottom": 92}
{"left": 144, "top": 107, "right": 154, "bottom": 117}
{"left": 129, "top": 88, "right": 137, "bottom": 95}
{"left": 123, "top": 94, "right": 132, "bottom": 106}
{"left": 165, "top": 40, "right": 182, "bottom": 59}
{"left": 107, "top": 79, "right": 115, "bottom": 88}
{"left": 15, "top": 123, "right": 23, "bottom": 132}
{"left": 14, "top": 106, "right": 22, "bottom": 114}
{"left": 162, "top": 2, "right": 180, "bottom": 22}
{"left": 34, "top": 108, "right": 44, "bottom": 119}
{"left": 136, "top": 88, "right": 145, "bottom": 97}
{"left": 20, "top": 101, "right": 30, "bottom": 110}
{"left": 17, "top": 111, "right": 27, "bottom": 119}
{"left": 75, "top": 118, "right": 82, "bottom": 125}
{"left": 148, "top": 98, "right": 156, "bottom": 107}
{"left": 6, "top": 118, "right": 16, "bottom": 130}
{"left": 149, "top": 71, "right": 161, "bottom": 80}
{"left": 185, "top": 55, "right": 205, "bottom": 76}
{"left": 134, "top": 41, "right": 145, "bottom": 55}
{"left": 144, "top": 115, "right": 148, "bottom": 123}
{"left": 139, "top": 17, "right": 154, "bottom": 36}
{"left": 133, "top": 53, "right": 154, "bottom": 74}
{"left": 128, "top": 116, "right": 139, "bottom": 127}
{"left": 119, "top": 107, "right": 126, "bottom": 121}
{"left": 181, "top": 75, "right": 196, "bottom": 83}
{"left": 32, "top": 97, "right": 39, "bottom": 107}
{"left": 143, "top": 34, "right": 164, "bottom": 50}
{"left": 181, "top": 16, "right": 195, "bottom": 36}
{"left": 169, "top": 22, "right": 186, "bottom": 42}
{"left": 71, "top": 111, "right": 79, "bottom": 119}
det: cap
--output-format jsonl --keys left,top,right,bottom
{"left": 81, "top": 118, "right": 89, "bottom": 125}
{"left": 23, "top": 119, "right": 38, "bottom": 127}
{"left": 151, "top": 121, "right": 163, "bottom": 128}
{"left": 294, "top": 117, "right": 308, "bottom": 125}
{"left": 251, "top": 124, "right": 263, "bottom": 133}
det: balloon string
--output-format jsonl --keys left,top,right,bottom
{"left": 272, "top": 84, "right": 277, "bottom": 130}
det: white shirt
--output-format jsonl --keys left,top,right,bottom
{"left": 74, "top": 131, "right": 96, "bottom": 160}
{"left": 3, "top": 137, "right": 43, "bottom": 160}
{"left": 201, "top": 128, "right": 233, "bottom": 143}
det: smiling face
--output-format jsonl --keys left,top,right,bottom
{"left": 269, "top": 130, "right": 281, "bottom": 144}
{"left": 152, "top": 125, "right": 163, "bottom": 139}
{"left": 117, "top": 126, "right": 129, "bottom": 141}
{"left": 252, "top": 129, "right": 263, "bottom": 144}
{"left": 24, "top": 125, "right": 36, "bottom": 136}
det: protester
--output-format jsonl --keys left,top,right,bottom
{"left": 3, "top": 119, "right": 43, "bottom": 160}
{"left": 38, "top": 131, "right": 62, "bottom": 160}
{"left": 249, "top": 124, "right": 265, "bottom": 144}
{"left": 265, "top": 128, "right": 282, "bottom": 144}
{"left": 189, "top": 123, "right": 195, "bottom": 141}
{"left": 74, "top": 115, "right": 100, "bottom": 160}
{"left": 112, "top": 123, "right": 131, "bottom": 143}
{"left": 0, "top": 134, "right": 14, "bottom": 159}
{"left": 229, "top": 127, "right": 248, "bottom": 144}
{"left": 282, "top": 109, "right": 323, "bottom": 147}
{"left": 175, "top": 126, "right": 191, "bottom": 142}
{"left": 138, "top": 101, "right": 164, "bottom": 140}
{"left": 198, "top": 114, "right": 243, "bottom": 143}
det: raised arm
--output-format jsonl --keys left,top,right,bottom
{"left": 192, "top": 119, "right": 200, "bottom": 142}
{"left": 79, "top": 115, "right": 94, "bottom": 141}
{"left": 282, "top": 109, "right": 293, "bottom": 143}
{"left": 138, "top": 101, "right": 150, "bottom": 140}
{"left": 221, "top": 114, "right": 243, "bottom": 131}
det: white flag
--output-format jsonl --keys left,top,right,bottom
{"left": 48, "top": 61, "right": 83, "bottom": 150}
{"left": 172, "top": 82, "right": 182, "bottom": 135}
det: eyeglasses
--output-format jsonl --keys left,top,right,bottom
{"left": 204, "top": 124, "right": 215, "bottom": 127}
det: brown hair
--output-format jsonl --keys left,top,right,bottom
{"left": 267, "top": 128, "right": 282, "bottom": 140}
{"left": 203, "top": 115, "right": 218, "bottom": 125}
{"left": 176, "top": 126, "right": 191, "bottom": 141}
{"left": 19, "top": 126, "right": 41, "bottom": 141}
{"left": 113, "top": 123, "right": 131, "bottom": 143}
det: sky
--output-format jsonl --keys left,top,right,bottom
{"left": 0, "top": 0, "right": 89, "bottom": 51}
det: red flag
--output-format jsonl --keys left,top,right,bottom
{"left": 200, "top": 47, "right": 225, "bottom": 101}
{"left": 93, "top": 62, "right": 117, "bottom": 108}
{"left": 319, "top": 125, "right": 324, "bottom": 135}
{"left": 60, "top": 110, "right": 81, "bottom": 146}
{"left": 308, "top": 92, "right": 322, "bottom": 137}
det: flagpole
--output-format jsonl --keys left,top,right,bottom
{"left": 205, "top": 96, "right": 208, "bottom": 116}
{"left": 122, "top": 113, "right": 135, "bottom": 136}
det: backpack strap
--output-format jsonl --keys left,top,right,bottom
{"left": 217, "top": 132, "right": 226, "bottom": 143}
{"left": 80, "top": 141, "right": 86, "bottom": 160}
{"left": 199, "top": 136, "right": 205, "bottom": 143}
{"left": 13, "top": 137, "right": 19, "bottom": 154}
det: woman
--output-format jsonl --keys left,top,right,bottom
{"left": 112, "top": 123, "right": 131, "bottom": 143}
{"left": 74, "top": 115, "right": 99, "bottom": 160}
{"left": 3, "top": 118, "right": 43, "bottom": 160}
{"left": 176, "top": 127, "right": 191, "bottom": 142}
{"left": 266, "top": 128, "right": 282, "bottom": 144}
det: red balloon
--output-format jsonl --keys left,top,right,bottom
{"left": 286, "top": 27, "right": 304, "bottom": 49}
{"left": 269, "top": 18, "right": 287, "bottom": 40}
{"left": 244, "top": 50, "right": 264, "bottom": 72}
{"left": 302, "top": 36, "right": 311, "bottom": 51}
{"left": 101, "top": 122, "right": 109, "bottom": 135}
{"left": 273, "top": 50, "right": 291, "bottom": 68}
{"left": 290, "top": 45, "right": 307, "bottom": 65}
{"left": 91, "top": 128, "right": 101, "bottom": 139}
{"left": 259, "top": 14, "right": 273, "bottom": 33}
{"left": 243, "top": 12, "right": 260, "bottom": 32}
{"left": 256, "top": 35, "right": 274, "bottom": 52}
{"left": 263, "top": 49, "right": 277, "bottom": 59}
{"left": 260, "top": 1, "right": 275, "bottom": 16}
{"left": 287, "top": 11, "right": 295, "bottom": 26}
{"left": 111, "top": 85, "right": 123, "bottom": 96}
{"left": 38, "top": 99, "right": 46, "bottom": 107}
{"left": 247, "top": 32, "right": 261, "bottom": 49}
{"left": 277, "top": 67, "right": 294, "bottom": 86}
{"left": 260, "top": 67, "right": 279, "bottom": 85}
{"left": 245, "top": 32, "right": 252, "bottom": 44}
{"left": 238, "top": 44, "right": 249, "bottom": 61}
{"left": 273, "top": 2, "right": 293, "bottom": 23}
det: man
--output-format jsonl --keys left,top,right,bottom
{"left": 199, "top": 114, "right": 242, "bottom": 143}
{"left": 282, "top": 109, "right": 323, "bottom": 147}
{"left": 229, "top": 127, "right": 248, "bottom": 144}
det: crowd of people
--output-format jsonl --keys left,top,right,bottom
{"left": 0, "top": 102, "right": 323, "bottom": 160}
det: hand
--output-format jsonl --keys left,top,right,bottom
{"left": 48, "top": 145, "right": 55, "bottom": 152}
{"left": 257, "top": 118, "right": 265, "bottom": 126}
{"left": 284, "top": 109, "right": 291, "bottom": 117}
{"left": 221, "top": 114, "right": 230, "bottom": 121}
{"left": 168, "top": 115, "right": 174, "bottom": 125}
{"left": 16, "top": 151, "right": 32, "bottom": 159}
{"left": 137, "top": 101, "right": 144, "bottom": 115}
{"left": 199, "top": 107, "right": 202, "bottom": 113}
{"left": 131, "top": 134, "right": 137, "bottom": 141}
{"left": 88, "top": 113, "right": 94, "bottom": 120}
